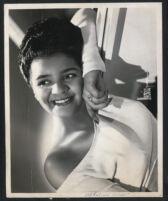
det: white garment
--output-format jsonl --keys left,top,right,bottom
{"left": 56, "top": 11, "right": 157, "bottom": 193}
{"left": 56, "top": 95, "right": 157, "bottom": 193}
{"left": 71, "top": 9, "right": 106, "bottom": 76}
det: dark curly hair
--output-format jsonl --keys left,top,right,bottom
{"left": 18, "top": 17, "right": 83, "bottom": 84}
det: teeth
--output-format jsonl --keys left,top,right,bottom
{"left": 53, "top": 97, "right": 71, "bottom": 104}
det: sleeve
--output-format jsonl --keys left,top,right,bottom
{"left": 71, "top": 9, "right": 106, "bottom": 77}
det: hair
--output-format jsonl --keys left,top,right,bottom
{"left": 18, "top": 17, "right": 83, "bottom": 84}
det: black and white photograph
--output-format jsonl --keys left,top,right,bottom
{"left": 4, "top": 2, "right": 163, "bottom": 198}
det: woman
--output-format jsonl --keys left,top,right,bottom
{"left": 18, "top": 17, "right": 157, "bottom": 193}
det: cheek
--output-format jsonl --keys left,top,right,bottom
{"left": 73, "top": 79, "right": 83, "bottom": 97}
{"left": 32, "top": 87, "right": 50, "bottom": 103}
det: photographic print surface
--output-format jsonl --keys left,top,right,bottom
{"left": 4, "top": 2, "right": 163, "bottom": 198}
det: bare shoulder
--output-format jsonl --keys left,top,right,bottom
{"left": 44, "top": 148, "right": 70, "bottom": 190}
{"left": 44, "top": 147, "right": 83, "bottom": 190}
{"left": 44, "top": 151, "right": 61, "bottom": 190}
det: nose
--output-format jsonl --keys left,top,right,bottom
{"left": 51, "top": 82, "right": 69, "bottom": 95}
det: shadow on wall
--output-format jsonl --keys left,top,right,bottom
{"left": 103, "top": 8, "right": 157, "bottom": 117}
{"left": 105, "top": 56, "right": 148, "bottom": 99}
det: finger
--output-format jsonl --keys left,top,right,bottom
{"left": 85, "top": 104, "right": 99, "bottom": 123}
{"left": 90, "top": 91, "right": 108, "bottom": 105}
{"left": 86, "top": 83, "right": 105, "bottom": 99}
{"left": 85, "top": 84, "right": 108, "bottom": 101}
{"left": 91, "top": 96, "right": 108, "bottom": 105}
{"left": 83, "top": 89, "right": 109, "bottom": 108}
{"left": 83, "top": 88, "right": 91, "bottom": 102}
{"left": 83, "top": 88, "right": 110, "bottom": 109}
{"left": 85, "top": 97, "right": 112, "bottom": 110}
{"left": 83, "top": 87, "right": 108, "bottom": 105}
{"left": 95, "top": 72, "right": 106, "bottom": 94}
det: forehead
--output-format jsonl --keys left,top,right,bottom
{"left": 30, "top": 53, "right": 81, "bottom": 79}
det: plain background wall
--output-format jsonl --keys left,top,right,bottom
{"left": 8, "top": 8, "right": 158, "bottom": 192}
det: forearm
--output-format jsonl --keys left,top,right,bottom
{"left": 71, "top": 8, "right": 106, "bottom": 76}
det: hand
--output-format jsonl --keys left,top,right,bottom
{"left": 83, "top": 70, "right": 112, "bottom": 123}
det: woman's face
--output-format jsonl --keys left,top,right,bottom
{"left": 30, "top": 53, "right": 84, "bottom": 117}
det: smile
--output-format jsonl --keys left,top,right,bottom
{"left": 51, "top": 96, "right": 73, "bottom": 106}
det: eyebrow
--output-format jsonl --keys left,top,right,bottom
{"left": 36, "top": 67, "right": 79, "bottom": 81}
{"left": 36, "top": 74, "right": 50, "bottom": 81}
{"left": 61, "top": 67, "right": 79, "bottom": 73}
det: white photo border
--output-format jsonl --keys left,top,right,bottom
{"left": 4, "top": 2, "right": 163, "bottom": 198}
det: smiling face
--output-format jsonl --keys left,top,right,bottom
{"left": 30, "top": 53, "right": 84, "bottom": 117}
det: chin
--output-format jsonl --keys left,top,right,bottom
{"left": 51, "top": 109, "right": 77, "bottom": 118}
{"left": 51, "top": 102, "right": 84, "bottom": 118}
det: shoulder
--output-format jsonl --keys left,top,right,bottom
{"left": 44, "top": 149, "right": 68, "bottom": 190}
{"left": 100, "top": 94, "right": 155, "bottom": 123}
{"left": 108, "top": 94, "right": 151, "bottom": 115}
{"left": 99, "top": 95, "right": 156, "bottom": 148}
{"left": 44, "top": 147, "right": 82, "bottom": 190}
{"left": 44, "top": 151, "right": 60, "bottom": 190}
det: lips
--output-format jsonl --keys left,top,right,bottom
{"left": 51, "top": 96, "right": 73, "bottom": 106}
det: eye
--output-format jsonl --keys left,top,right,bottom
{"left": 38, "top": 80, "right": 52, "bottom": 87}
{"left": 63, "top": 73, "right": 76, "bottom": 81}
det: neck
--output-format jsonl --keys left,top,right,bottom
{"left": 52, "top": 102, "right": 94, "bottom": 138}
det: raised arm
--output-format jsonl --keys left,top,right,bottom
{"left": 71, "top": 9, "right": 111, "bottom": 122}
